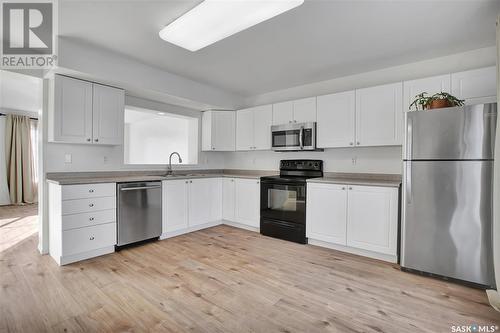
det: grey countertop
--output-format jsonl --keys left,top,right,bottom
{"left": 307, "top": 172, "right": 402, "bottom": 188}
{"left": 46, "top": 169, "right": 276, "bottom": 185}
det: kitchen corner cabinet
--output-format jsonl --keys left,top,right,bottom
{"left": 49, "top": 75, "right": 124, "bottom": 145}
{"left": 451, "top": 67, "right": 496, "bottom": 105}
{"left": 307, "top": 183, "right": 398, "bottom": 262}
{"left": 403, "top": 74, "right": 451, "bottom": 111}
{"left": 202, "top": 111, "right": 236, "bottom": 151}
{"left": 272, "top": 97, "right": 316, "bottom": 125}
{"left": 355, "top": 82, "right": 403, "bottom": 146}
{"left": 236, "top": 105, "right": 272, "bottom": 151}
{"left": 317, "top": 90, "right": 356, "bottom": 148}
{"left": 162, "top": 178, "right": 222, "bottom": 234}
{"left": 223, "top": 178, "right": 260, "bottom": 228}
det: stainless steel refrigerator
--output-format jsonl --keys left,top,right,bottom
{"left": 402, "top": 103, "right": 497, "bottom": 288}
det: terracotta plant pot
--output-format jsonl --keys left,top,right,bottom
{"left": 427, "top": 99, "right": 453, "bottom": 110}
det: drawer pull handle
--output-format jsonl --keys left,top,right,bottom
{"left": 89, "top": 203, "right": 94, "bottom": 207}
{"left": 89, "top": 217, "right": 94, "bottom": 221}
{"left": 89, "top": 236, "right": 95, "bottom": 240}
{"left": 89, "top": 189, "right": 94, "bottom": 193}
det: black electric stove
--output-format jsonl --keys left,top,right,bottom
{"left": 260, "top": 160, "right": 323, "bottom": 244}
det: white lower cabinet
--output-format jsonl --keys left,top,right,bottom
{"left": 162, "top": 178, "right": 222, "bottom": 237}
{"left": 49, "top": 182, "right": 117, "bottom": 266}
{"left": 234, "top": 178, "right": 260, "bottom": 228}
{"left": 307, "top": 183, "right": 398, "bottom": 262}
{"left": 222, "top": 178, "right": 236, "bottom": 220}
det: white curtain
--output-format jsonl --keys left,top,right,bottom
{"left": 0, "top": 116, "right": 10, "bottom": 205}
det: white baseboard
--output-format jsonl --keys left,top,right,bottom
{"left": 222, "top": 220, "right": 259, "bottom": 232}
{"left": 160, "top": 220, "right": 223, "bottom": 240}
{"left": 308, "top": 238, "right": 398, "bottom": 263}
{"left": 58, "top": 246, "right": 115, "bottom": 266}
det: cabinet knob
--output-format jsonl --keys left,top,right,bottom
{"left": 256, "top": 181, "right": 260, "bottom": 184}
{"left": 185, "top": 181, "right": 188, "bottom": 184}
{"left": 349, "top": 142, "right": 353, "bottom": 146}
{"left": 89, "top": 236, "right": 95, "bottom": 241}
{"left": 86, "top": 138, "right": 91, "bottom": 142}
{"left": 212, "top": 147, "right": 215, "bottom": 150}
{"left": 89, "top": 203, "right": 94, "bottom": 207}
{"left": 89, "top": 189, "right": 94, "bottom": 193}
{"left": 349, "top": 187, "right": 352, "bottom": 190}
{"left": 231, "top": 179, "right": 234, "bottom": 182}
{"left": 190, "top": 180, "right": 193, "bottom": 183}
{"left": 89, "top": 217, "right": 94, "bottom": 221}
{"left": 94, "top": 138, "right": 99, "bottom": 142}
{"left": 342, "top": 187, "right": 346, "bottom": 190}
{"left": 356, "top": 142, "right": 360, "bottom": 145}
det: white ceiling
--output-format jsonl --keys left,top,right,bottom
{"left": 59, "top": 0, "right": 499, "bottom": 97}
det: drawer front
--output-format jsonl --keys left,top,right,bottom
{"left": 62, "top": 183, "right": 116, "bottom": 200}
{"left": 62, "top": 196, "right": 116, "bottom": 215}
{"left": 62, "top": 209, "right": 116, "bottom": 231}
{"left": 62, "top": 222, "right": 116, "bottom": 256}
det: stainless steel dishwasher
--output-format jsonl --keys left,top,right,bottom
{"left": 117, "top": 181, "right": 162, "bottom": 247}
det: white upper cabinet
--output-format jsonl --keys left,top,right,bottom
{"left": 292, "top": 97, "right": 317, "bottom": 123}
{"left": 202, "top": 111, "right": 236, "bottom": 151}
{"left": 317, "top": 90, "right": 356, "bottom": 148}
{"left": 355, "top": 82, "right": 403, "bottom": 146}
{"left": 236, "top": 105, "right": 272, "bottom": 151}
{"left": 403, "top": 74, "right": 451, "bottom": 111}
{"left": 272, "top": 97, "right": 316, "bottom": 125}
{"left": 451, "top": 67, "right": 496, "bottom": 105}
{"left": 50, "top": 75, "right": 124, "bottom": 145}
{"left": 51, "top": 75, "right": 93, "bottom": 144}
{"left": 346, "top": 185, "right": 398, "bottom": 256}
{"left": 272, "top": 101, "right": 293, "bottom": 125}
{"left": 92, "top": 83, "right": 124, "bottom": 145}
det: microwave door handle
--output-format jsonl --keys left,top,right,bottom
{"left": 299, "top": 127, "right": 304, "bottom": 150}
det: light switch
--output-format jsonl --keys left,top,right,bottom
{"left": 64, "top": 154, "right": 72, "bottom": 164}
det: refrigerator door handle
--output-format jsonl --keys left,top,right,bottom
{"left": 406, "top": 162, "right": 412, "bottom": 204}
{"left": 407, "top": 117, "right": 413, "bottom": 160}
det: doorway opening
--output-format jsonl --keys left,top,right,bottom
{"left": 0, "top": 70, "right": 42, "bottom": 253}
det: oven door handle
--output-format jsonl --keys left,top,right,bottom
{"left": 299, "top": 126, "right": 304, "bottom": 150}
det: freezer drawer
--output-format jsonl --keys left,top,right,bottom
{"left": 402, "top": 160, "right": 494, "bottom": 287}
{"left": 117, "top": 182, "right": 162, "bottom": 246}
{"left": 405, "top": 104, "right": 496, "bottom": 160}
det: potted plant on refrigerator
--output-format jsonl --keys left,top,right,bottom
{"left": 409, "top": 92, "right": 465, "bottom": 111}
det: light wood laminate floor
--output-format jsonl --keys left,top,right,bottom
{"left": 1, "top": 214, "right": 498, "bottom": 332}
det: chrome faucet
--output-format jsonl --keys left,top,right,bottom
{"left": 166, "top": 152, "right": 182, "bottom": 176}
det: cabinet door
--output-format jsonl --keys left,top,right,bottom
{"left": 188, "top": 179, "right": 212, "bottom": 227}
{"left": 163, "top": 180, "right": 188, "bottom": 233}
{"left": 236, "top": 108, "right": 254, "bottom": 151}
{"left": 451, "top": 67, "right": 496, "bottom": 105}
{"left": 306, "top": 183, "right": 348, "bottom": 245}
{"left": 403, "top": 74, "right": 451, "bottom": 111}
{"left": 293, "top": 97, "right": 316, "bottom": 123}
{"left": 317, "top": 91, "right": 355, "bottom": 148}
{"left": 222, "top": 178, "right": 236, "bottom": 221}
{"left": 355, "top": 82, "right": 403, "bottom": 146}
{"left": 213, "top": 111, "right": 236, "bottom": 151}
{"left": 201, "top": 111, "right": 213, "bottom": 151}
{"left": 92, "top": 83, "right": 124, "bottom": 145}
{"left": 272, "top": 101, "right": 293, "bottom": 125}
{"left": 253, "top": 105, "right": 273, "bottom": 150}
{"left": 346, "top": 186, "right": 398, "bottom": 255}
{"left": 235, "top": 179, "right": 260, "bottom": 228}
{"left": 52, "top": 75, "right": 93, "bottom": 143}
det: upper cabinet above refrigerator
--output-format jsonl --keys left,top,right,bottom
{"left": 451, "top": 67, "right": 497, "bottom": 106}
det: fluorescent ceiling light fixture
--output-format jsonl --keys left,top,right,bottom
{"left": 159, "top": 0, "right": 304, "bottom": 51}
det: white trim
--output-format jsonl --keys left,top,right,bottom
{"left": 222, "top": 220, "right": 259, "bottom": 232}
{"left": 160, "top": 220, "right": 222, "bottom": 240}
{"left": 308, "top": 238, "right": 398, "bottom": 263}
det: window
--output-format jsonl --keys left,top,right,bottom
{"left": 124, "top": 108, "right": 198, "bottom": 165}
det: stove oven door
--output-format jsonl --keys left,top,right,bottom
{"left": 260, "top": 180, "right": 306, "bottom": 224}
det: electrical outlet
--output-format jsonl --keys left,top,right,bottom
{"left": 64, "top": 154, "right": 72, "bottom": 164}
